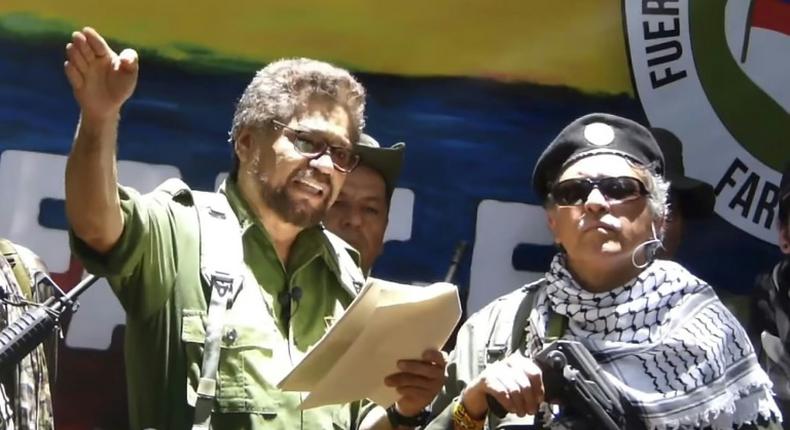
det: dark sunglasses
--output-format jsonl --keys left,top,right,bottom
{"left": 550, "top": 176, "right": 648, "bottom": 206}
{"left": 272, "top": 120, "right": 360, "bottom": 173}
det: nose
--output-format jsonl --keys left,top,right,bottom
{"left": 584, "top": 187, "right": 610, "bottom": 214}
{"left": 343, "top": 206, "right": 363, "bottom": 228}
{"left": 308, "top": 152, "right": 335, "bottom": 174}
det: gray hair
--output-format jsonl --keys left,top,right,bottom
{"left": 228, "top": 58, "right": 366, "bottom": 176}
{"left": 640, "top": 168, "right": 670, "bottom": 228}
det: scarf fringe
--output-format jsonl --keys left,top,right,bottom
{"left": 645, "top": 383, "right": 781, "bottom": 430}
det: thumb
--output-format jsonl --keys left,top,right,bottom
{"left": 116, "top": 48, "right": 139, "bottom": 73}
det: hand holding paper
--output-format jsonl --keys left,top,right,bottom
{"left": 277, "top": 278, "right": 462, "bottom": 409}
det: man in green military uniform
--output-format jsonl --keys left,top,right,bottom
{"left": 0, "top": 239, "right": 55, "bottom": 430}
{"left": 63, "top": 27, "right": 444, "bottom": 430}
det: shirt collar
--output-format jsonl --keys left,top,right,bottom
{"left": 219, "top": 178, "right": 334, "bottom": 270}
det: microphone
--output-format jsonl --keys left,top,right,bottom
{"left": 278, "top": 287, "right": 303, "bottom": 326}
{"left": 631, "top": 222, "right": 664, "bottom": 269}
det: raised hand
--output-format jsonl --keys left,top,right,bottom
{"left": 64, "top": 27, "right": 139, "bottom": 122}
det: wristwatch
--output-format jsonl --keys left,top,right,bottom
{"left": 385, "top": 404, "right": 430, "bottom": 428}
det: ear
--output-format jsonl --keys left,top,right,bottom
{"left": 234, "top": 127, "right": 255, "bottom": 166}
{"left": 780, "top": 225, "right": 790, "bottom": 255}
{"left": 545, "top": 207, "right": 560, "bottom": 244}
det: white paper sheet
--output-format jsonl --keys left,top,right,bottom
{"left": 277, "top": 278, "right": 462, "bottom": 409}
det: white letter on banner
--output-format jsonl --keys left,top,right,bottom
{"left": 0, "top": 150, "right": 72, "bottom": 271}
{"left": 384, "top": 188, "right": 414, "bottom": 242}
{"left": 467, "top": 200, "right": 554, "bottom": 315}
{"left": 0, "top": 150, "right": 181, "bottom": 350}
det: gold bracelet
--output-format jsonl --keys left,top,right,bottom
{"left": 452, "top": 400, "right": 484, "bottom": 430}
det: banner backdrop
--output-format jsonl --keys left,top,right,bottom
{"left": 0, "top": 1, "right": 786, "bottom": 428}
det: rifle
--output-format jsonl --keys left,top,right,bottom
{"left": 443, "top": 240, "right": 468, "bottom": 284}
{"left": 487, "top": 340, "right": 628, "bottom": 430}
{"left": 0, "top": 273, "right": 99, "bottom": 373}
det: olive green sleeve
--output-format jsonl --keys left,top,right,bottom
{"left": 69, "top": 184, "right": 182, "bottom": 320}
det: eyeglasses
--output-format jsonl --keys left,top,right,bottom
{"left": 272, "top": 120, "right": 360, "bottom": 173}
{"left": 550, "top": 176, "right": 648, "bottom": 206}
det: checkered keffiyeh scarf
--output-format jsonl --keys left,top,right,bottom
{"left": 524, "top": 255, "right": 780, "bottom": 430}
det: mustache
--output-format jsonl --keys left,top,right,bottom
{"left": 291, "top": 167, "right": 332, "bottom": 192}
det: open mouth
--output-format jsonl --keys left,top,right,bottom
{"left": 294, "top": 177, "right": 325, "bottom": 196}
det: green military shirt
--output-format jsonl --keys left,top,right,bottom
{"left": 72, "top": 179, "right": 360, "bottom": 430}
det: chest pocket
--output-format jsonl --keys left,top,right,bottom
{"left": 181, "top": 281, "right": 350, "bottom": 429}
{"left": 181, "top": 272, "right": 287, "bottom": 417}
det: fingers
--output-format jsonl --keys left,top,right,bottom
{"left": 421, "top": 348, "right": 447, "bottom": 366}
{"left": 395, "top": 359, "right": 445, "bottom": 380}
{"left": 82, "top": 26, "right": 111, "bottom": 58}
{"left": 64, "top": 61, "right": 84, "bottom": 89}
{"left": 70, "top": 31, "right": 96, "bottom": 64}
{"left": 385, "top": 371, "right": 432, "bottom": 389}
{"left": 65, "top": 42, "right": 89, "bottom": 72}
{"left": 486, "top": 374, "right": 526, "bottom": 416}
{"left": 117, "top": 48, "right": 139, "bottom": 73}
{"left": 523, "top": 359, "right": 544, "bottom": 410}
{"left": 473, "top": 355, "right": 544, "bottom": 417}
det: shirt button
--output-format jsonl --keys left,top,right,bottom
{"left": 223, "top": 328, "right": 238, "bottom": 345}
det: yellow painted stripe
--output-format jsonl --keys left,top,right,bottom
{"left": 0, "top": 0, "right": 633, "bottom": 95}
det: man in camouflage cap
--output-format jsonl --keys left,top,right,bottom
{"left": 324, "top": 133, "right": 405, "bottom": 275}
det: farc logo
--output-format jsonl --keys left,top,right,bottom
{"left": 624, "top": 0, "right": 789, "bottom": 244}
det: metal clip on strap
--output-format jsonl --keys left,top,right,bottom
{"left": 191, "top": 188, "right": 244, "bottom": 430}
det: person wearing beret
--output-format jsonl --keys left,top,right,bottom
{"left": 424, "top": 113, "right": 781, "bottom": 430}
{"left": 752, "top": 163, "right": 790, "bottom": 429}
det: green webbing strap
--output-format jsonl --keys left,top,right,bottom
{"left": 0, "top": 239, "right": 32, "bottom": 300}
{"left": 189, "top": 184, "right": 244, "bottom": 430}
{"left": 546, "top": 310, "right": 569, "bottom": 341}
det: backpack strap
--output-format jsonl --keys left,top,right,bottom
{"left": 323, "top": 230, "right": 365, "bottom": 297}
{"left": 509, "top": 279, "right": 548, "bottom": 354}
{"left": 188, "top": 185, "right": 245, "bottom": 430}
{"left": 482, "top": 279, "right": 548, "bottom": 364}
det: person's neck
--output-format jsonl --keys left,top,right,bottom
{"left": 565, "top": 256, "right": 643, "bottom": 293}
{"left": 238, "top": 178, "right": 302, "bottom": 265}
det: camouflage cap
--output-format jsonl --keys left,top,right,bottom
{"left": 355, "top": 134, "right": 406, "bottom": 202}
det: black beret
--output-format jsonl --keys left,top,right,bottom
{"left": 532, "top": 113, "right": 665, "bottom": 202}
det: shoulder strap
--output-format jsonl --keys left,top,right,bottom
{"left": 189, "top": 187, "right": 245, "bottom": 430}
{"left": 509, "top": 279, "right": 548, "bottom": 353}
{"left": 482, "top": 280, "right": 547, "bottom": 364}
{"left": 0, "top": 239, "right": 32, "bottom": 299}
{"left": 324, "top": 230, "right": 365, "bottom": 297}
